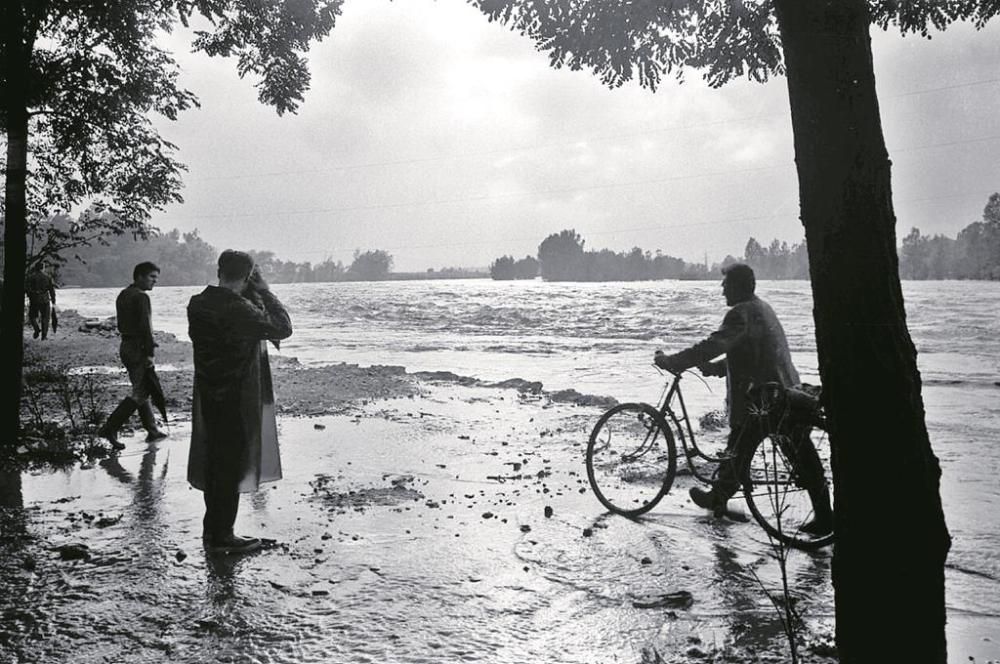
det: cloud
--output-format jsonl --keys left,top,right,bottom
{"left": 146, "top": 2, "right": 1000, "bottom": 270}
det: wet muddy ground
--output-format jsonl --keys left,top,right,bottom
{"left": 4, "top": 344, "right": 999, "bottom": 664}
{"left": 2, "top": 381, "right": 852, "bottom": 664}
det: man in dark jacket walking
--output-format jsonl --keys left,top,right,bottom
{"left": 187, "top": 250, "right": 292, "bottom": 555}
{"left": 654, "top": 263, "right": 832, "bottom": 534}
{"left": 98, "top": 262, "right": 168, "bottom": 449}
{"left": 26, "top": 263, "right": 56, "bottom": 340}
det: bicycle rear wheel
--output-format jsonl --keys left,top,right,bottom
{"left": 586, "top": 403, "right": 677, "bottom": 517}
{"left": 742, "top": 429, "right": 834, "bottom": 550}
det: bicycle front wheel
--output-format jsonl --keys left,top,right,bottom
{"left": 586, "top": 403, "right": 677, "bottom": 517}
{"left": 742, "top": 429, "right": 834, "bottom": 550}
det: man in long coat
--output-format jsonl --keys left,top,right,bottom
{"left": 655, "top": 263, "right": 832, "bottom": 534}
{"left": 187, "top": 250, "right": 292, "bottom": 555}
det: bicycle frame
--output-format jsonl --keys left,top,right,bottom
{"left": 654, "top": 371, "right": 730, "bottom": 485}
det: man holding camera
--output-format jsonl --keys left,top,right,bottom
{"left": 187, "top": 250, "right": 292, "bottom": 555}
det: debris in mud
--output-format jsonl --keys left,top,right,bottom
{"left": 519, "top": 524, "right": 531, "bottom": 533}
{"left": 547, "top": 388, "right": 618, "bottom": 409}
{"left": 544, "top": 505, "right": 553, "bottom": 518}
{"left": 582, "top": 528, "right": 593, "bottom": 537}
{"left": 631, "top": 590, "right": 694, "bottom": 609}
{"left": 53, "top": 543, "right": 91, "bottom": 561}
{"left": 94, "top": 514, "right": 121, "bottom": 528}
{"left": 314, "top": 423, "right": 326, "bottom": 430}
{"left": 309, "top": 473, "right": 424, "bottom": 514}
{"left": 175, "top": 550, "right": 187, "bottom": 562}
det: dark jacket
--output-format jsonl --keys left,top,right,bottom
{"left": 187, "top": 285, "right": 292, "bottom": 493}
{"left": 664, "top": 295, "right": 799, "bottom": 425}
{"left": 187, "top": 286, "right": 292, "bottom": 402}
{"left": 116, "top": 285, "right": 156, "bottom": 356}
{"left": 26, "top": 270, "right": 56, "bottom": 304}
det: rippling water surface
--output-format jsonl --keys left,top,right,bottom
{"left": 40, "top": 278, "right": 1000, "bottom": 661}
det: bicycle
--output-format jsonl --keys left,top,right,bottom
{"left": 585, "top": 368, "right": 834, "bottom": 550}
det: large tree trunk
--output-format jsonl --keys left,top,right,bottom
{"left": 773, "top": 1, "right": 951, "bottom": 661}
{"left": 0, "top": 1, "right": 30, "bottom": 447}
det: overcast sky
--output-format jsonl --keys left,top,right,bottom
{"left": 154, "top": 0, "right": 1000, "bottom": 272}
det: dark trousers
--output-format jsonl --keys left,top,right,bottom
{"left": 201, "top": 394, "right": 246, "bottom": 542}
{"left": 28, "top": 298, "right": 51, "bottom": 338}
{"left": 714, "top": 418, "right": 826, "bottom": 500}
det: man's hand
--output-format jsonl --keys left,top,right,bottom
{"left": 248, "top": 266, "right": 270, "bottom": 292}
{"left": 654, "top": 350, "right": 679, "bottom": 373}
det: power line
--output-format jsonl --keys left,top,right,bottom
{"left": 176, "top": 164, "right": 786, "bottom": 220}
{"left": 193, "top": 76, "right": 1000, "bottom": 182}
{"left": 266, "top": 188, "right": 988, "bottom": 259}
{"left": 171, "top": 126, "right": 1000, "bottom": 222}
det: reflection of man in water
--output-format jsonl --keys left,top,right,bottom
{"left": 654, "top": 263, "right": 832, "bottom": 534}
{"left": 26, "top": 263, "right": 56, "bottom": 340}
{"left": 187, "top": 250, "right": 292, "bottom": 555}
{"left": 99, "top": 262, "right": 168, "bottom": 450}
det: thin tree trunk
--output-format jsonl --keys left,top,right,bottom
{"left": 773, "top": 1, "right": 951, "bottom": 661}
{"left": 0, "top": 1, "right": 30, "bottom": 447}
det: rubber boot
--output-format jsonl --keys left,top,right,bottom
{"left": 137, "top": 401, "right": 167, "bottom": 442}
{"left": 99, "top": 398, "right": 138, "bottom": 450}
{"left": 801, "top": 485, "right": 834, "bottom": 536}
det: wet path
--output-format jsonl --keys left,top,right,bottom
{"left": 0, "top": 384, "right": 994, "bottom": 663}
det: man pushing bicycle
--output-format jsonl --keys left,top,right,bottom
{"left": 654, "top": 263, "right": 832, "bottom": 536}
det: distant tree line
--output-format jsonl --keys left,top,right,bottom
{"left": 898, "top": 193, "right": 1000, "bottom": 280}
{"left": 493, "top": 192, "right": 1000, "bottom": 283}
{"left": 47, "top": 228, "right": 401, "bottom": 286}
{"left": 489, "top": 255, "right": 539, "bottom": 280}
{"left": 523, "top": 229, "right": 713, "bottom": 282}
{"left": 740, "top": 237, "right": 810, "bottom": 279}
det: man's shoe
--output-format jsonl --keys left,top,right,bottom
{"left": 32, "top": 329, "right": 40, "bottom": 339}
{"left": 145, "top": 430, "right": 168, "bottom": 443}
{"left": 205, "top": 534, "right": 261, "bottom": 555}
{"left": 800, "top": 517, "right": 833, "bottom": 536}
{"left": 98, "top": 426, "right": 126, "bottom": 451}
{"left": 689, "top": 486, "right": 719, "bottom": 510}
{"left": 99, "top": 398, "right": 138, "bottom": 451}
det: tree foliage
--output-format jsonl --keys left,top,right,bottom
{"left": 899, "top": 194, "right": 1000, "bottom": 280}
{"left": 743, "top": 236, "right": 809, "bottom": 279}
{"left": 531, "top": 229, "right": 710, "bottom": 281}
{"left": 1, "top": 0, "right": 344, "bottom": 443}
{"left": 469, "top": 1, "right": 998, "bottom": 90}
{"left": 348, "top": 249, "right": 394, "bottom": 281}
{"left": 489, "top": 254, "right": 538, "bottom": 280}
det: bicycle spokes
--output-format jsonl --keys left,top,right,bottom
{"left": 586, "top": 403, "right": 677, "bottom": 516}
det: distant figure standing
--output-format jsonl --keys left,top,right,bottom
{"left": 26, "top": 263, "right": 56, "bottom": 340}
{"left": 187, "top": 250, "right": 292, "bottom": 555}
{"left": 98, "top": 262, "right": 168, "bottom": 450}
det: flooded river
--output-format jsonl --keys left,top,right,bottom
{"left": 2, "top": 279, "right": 997, "bottom": 662}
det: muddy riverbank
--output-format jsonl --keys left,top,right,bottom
{"left": 0, "top": 313, "right": 847, "bottom": 662}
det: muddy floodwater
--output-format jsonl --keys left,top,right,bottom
{"left": 3, "top": 384, "right": 844, "bottom": 664}
{"left": 3, "top": 279, "right": 998, "bottom": 663}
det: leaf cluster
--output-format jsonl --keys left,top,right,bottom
{"left": 469, "top": 0, "right": 1000, "bottom": 90}
{"left": 1, "top": 0, "right": 343, "bottom": 242}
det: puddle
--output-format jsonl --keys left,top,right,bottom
{"left": 0, "top": 385, "right": 992, "bottom": 663}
